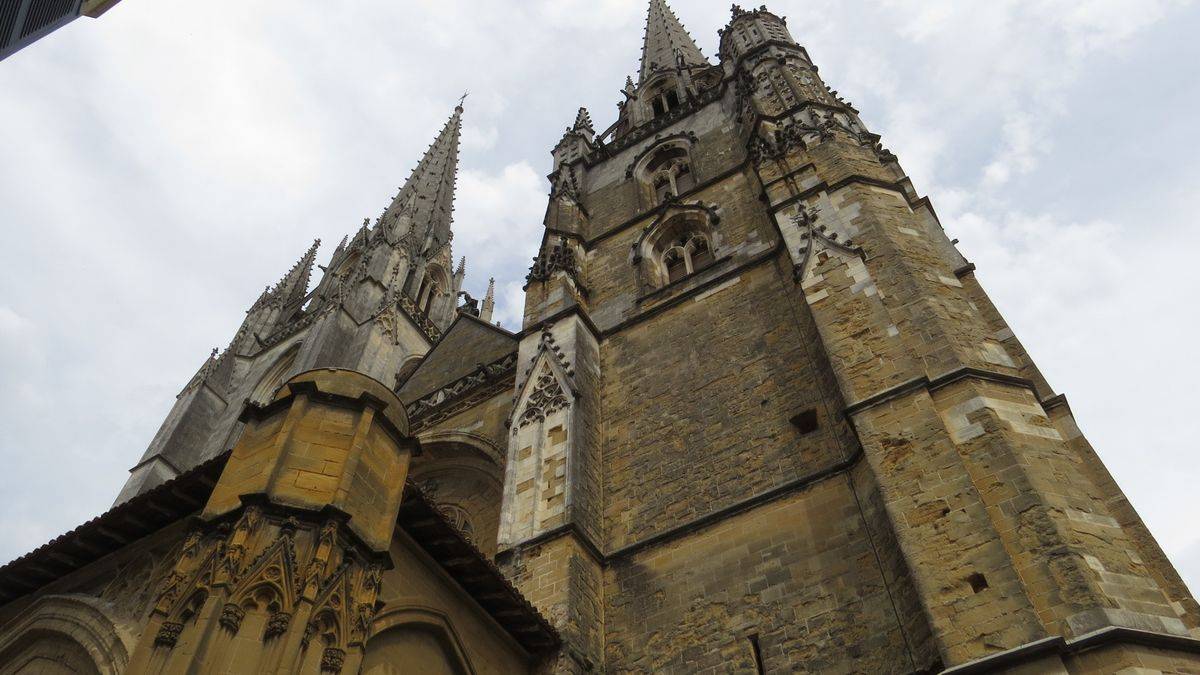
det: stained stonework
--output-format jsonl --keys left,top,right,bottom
{"left": 2, "top": 1, "right": 1199, "bottom": 674}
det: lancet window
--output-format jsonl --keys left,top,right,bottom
{"left": 645, "top": 79, "right": 682, "bottom": 119}
{"left": 660, "top": 234, "right": 714, "bottom": 283}
{"left": 640, "top": 211, "right": 719, "bottom": 288}
{"left": 641, "top": 144, "right": 695, "bottom": 204}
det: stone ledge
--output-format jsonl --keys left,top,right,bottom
{"left": 940, "top": 627, "right": 1200, "bottom": 675}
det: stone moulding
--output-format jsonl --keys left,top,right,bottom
{"left": 404, "top": 352, "right": 518, "bottom": 431}
{"left": 940, "top": 627, "right": 1200, "bottom": 675}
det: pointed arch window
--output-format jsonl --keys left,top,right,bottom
{"left": 645, "top": 78, "right": 682, "bottom": 119}
{"left": 640, "top": 144, "right": 695, "bottom": 204}
{"left": 416, "top": 264, "right": 450, "bottom": 317}
{"left": 250, "top": 346, "right": 299, "bottom": 405}
{"left": 660, "top": 233, "right": 714, "bottom": 283}
{"left": 638, "top": 210, "right": 721, "bottom": 289}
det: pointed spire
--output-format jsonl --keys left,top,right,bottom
{"left": 480, "top": 277, "right": 495, "bottom": 323}
{"left": 271, "top": 238, "right": 321, "bottom": 308}
{"left": 380, "top": 101, "right": 464, "bottom": 254}
{"left": 456, "top": 256, "right": 466, "bottom": 277}
{"left": 639, "top": 0, "right": 708, "bottom": 84}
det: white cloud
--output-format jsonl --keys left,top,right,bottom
{"left": 454, "top": 161, "right": 547, "bottom": 308}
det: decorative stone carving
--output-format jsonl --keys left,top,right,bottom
{"left": 526, "top": 237, "right": 579, "bottom": 285}
{"left": 404, "top": 352, "right": 517, "bottom": 429}
{"left": 321, "top": 646, "right": 346, "bottom": 672}
{"left": 517, "top": 371, "right": 569, "bottom": 428}
{"left": 374, "top": 306, "right": 401, "bottom": 345}
{"left": 434, "top": 503, "right": 475, "bottom": 541}
{"left": 263, "top": 611, "right": 291, "bottom": 640}
{"left": 219, "top": 602, "right": 245, "bottom": 633}
{"left": 301, "top": 620, "right": 318, "bottom": 649}
{"left": 155, "top": 621, "right": 184, "bottom": 648}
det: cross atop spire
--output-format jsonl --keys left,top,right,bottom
{"left": 381, "top": 101, "right": 464, "bottom": 252}
{"left": 639, "top": 0, "right": 708, "bottom": 85}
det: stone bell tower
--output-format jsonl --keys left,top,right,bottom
{"left": 499, "top": 1, "right": 1200, "bottom": 672}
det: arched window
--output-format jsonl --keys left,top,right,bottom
{"left": 640, "top": 144, "right": 695, "bottom": 204}
{"left": 645, "top": 78, "right": 682, "bottom": 119}
{"left": 416, "top": 265, "right": 449, "bottom": 317}
{"left": 638, "top": 210, "right": 720, "bottom": 289}
{"left": 660, "top": 233, "right": 714, "bottom": 284}
{"left": 249, "top": 346, "right": 299, "bottom": 405}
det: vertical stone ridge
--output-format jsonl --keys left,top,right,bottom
{"left": 639, "top": 0, "right": 708, "bottom": 84}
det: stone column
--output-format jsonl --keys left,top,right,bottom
{"left": 127, "top": 368, "right": 415, "bottom": 674}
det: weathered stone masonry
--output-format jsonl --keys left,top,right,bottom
{"left": 1, "top": 2, "right": 1197, "bottom": 674}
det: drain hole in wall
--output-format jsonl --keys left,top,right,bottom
{"left": 967, "top": 573, "right": 989, "bottom": 593}
{"left": 790, "top": 409, "right": 818, "bottom": 434}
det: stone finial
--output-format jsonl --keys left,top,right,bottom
{"left": 573, "top": 107, "right": 594, "bottom": 133}
{"left": 481, "top": 277, "right": 496, "bottom": 323}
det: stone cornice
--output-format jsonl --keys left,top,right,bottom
{"left": 405, "top": 352, "right": 518, "bottom": 431}
{"left": 940, "top": 627, "right": 1200, "bottom": 674}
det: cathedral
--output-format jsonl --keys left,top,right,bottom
{"left": 1, "top": 2, "right": 1198, "bottom": 673}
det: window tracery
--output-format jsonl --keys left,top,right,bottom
{"left": 415, "top": 264, "right": 449, "bottom": 316}
{"left": 645, "top": 79, "right": 682, "bottom": 119}
{"left": 660, "top": 233, "right": 714, "bottom": 283}
{"left": 637, "top": 209, "right": 721, "bottom": 289}
{"left": 641, "top": 144, "right": 695, "bottom": 204}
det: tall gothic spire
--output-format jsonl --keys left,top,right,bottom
{"left": 381, "top": 101, "right": 463, "bottom": 252}
{"left": 639, "top": 0, "right": 708, "bottom": 84}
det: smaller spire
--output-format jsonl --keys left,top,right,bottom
{"left": 456, "top": 256, "right": 466, "bottom": 277}
{"left": 480, "top": 277, "right": 496, "bottom": 323}
{"left": 269, "top": 238, "right": 321, "bottom": 309}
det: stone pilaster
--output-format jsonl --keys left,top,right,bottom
{"left": 497, "top": 311, "right": 604, "bottom": 673}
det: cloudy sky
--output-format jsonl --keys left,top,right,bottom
{"left": 1, "top": 0, "right": 1198, "bottom": 596}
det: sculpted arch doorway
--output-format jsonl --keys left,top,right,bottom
{"left": 0, "top": 595, "right": 134, "bottom": 675}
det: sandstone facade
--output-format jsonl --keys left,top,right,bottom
{"left": 2, "top": 2, "right": 1198, "bottom": 673}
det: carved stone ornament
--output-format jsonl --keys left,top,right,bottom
{"left": 302, "top": 620, "right": 318, "bottom": 649}
{"left": 321, "top": 646, "right": 347, "bottom": 673}
{"left": 517, "top": 370, "right": 570, "bottom": 428}
{"left": 526, "top": 236, "right": 579, "bottom": 285}
{"left": 264, "top": 611, "right": 291, "bottom": 640}
{"left": 219, "top": 602, "right": 245, "bottom": 633}
{"left": 155, "top": 621, "right": 184, "bottom": 648}
{"left": 153, "top": 571, "right": 187, "bottom": 615}
{"left": 374, "top": 306, "right": 401, "bottom": 345}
